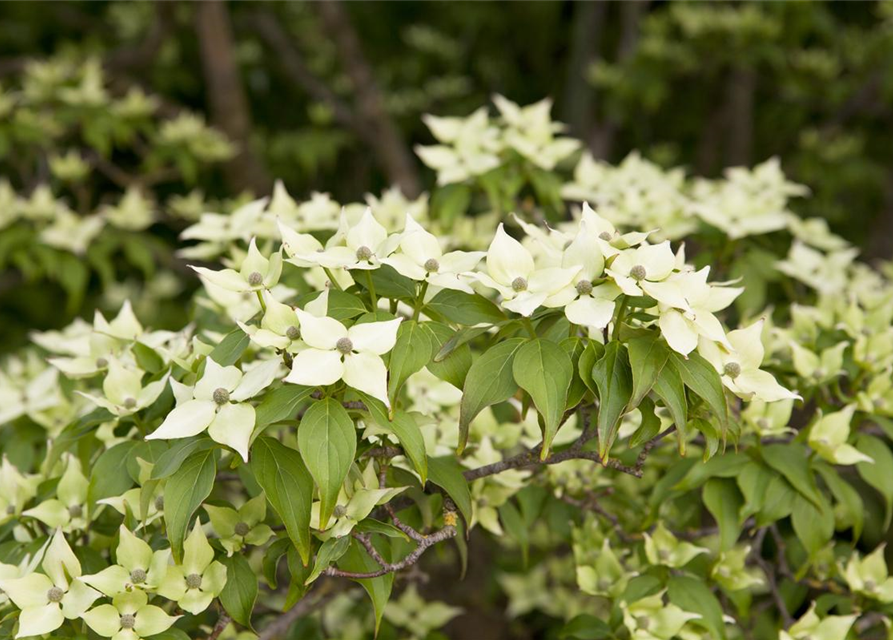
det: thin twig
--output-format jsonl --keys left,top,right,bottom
{"left": 206, "top": 611, "right": 231, "bottom": 640}
{"left": 635, "top": 426, "right": 677, "bottom": 472}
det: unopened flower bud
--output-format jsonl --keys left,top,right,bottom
{"left": 68, "top": 504, "right": 83, "bottom": 519}
{"left": 511, "top": 277, "right": 528, "bottom": 292}
{"left": 630, "top": 265, "right": 647, "bottom": 281}
{"left": 575, "top": 280, "right": 593, "bottom": 296}
{"left": 123, "top": 397, "right": 137, "bottom": 409}
{"left": 247, "top": 272, "right": 264, "bottom": 286}
{"left": 154, "top": 495, "right": 164, "bottom": 511}
{"left": 234, "top": 522, "right": 250, "bottom": 537}
{"left": 286, "top": 326, "right": 300, "bottom": 340}
{"left": 47, "top": 587, "right": 64, "bottom": 603}
{"left": 336, "top": 337, "right": 353, "bottom": 354}
{"left": 424, "top": 258, "right": 440, "bottom": 273}
{"left": 333, "top": 505, "right": 347, "bottom": 518}
{"left": 355, "top": 246, "right": 373, "bottom": 261}
{"left": 723, "top": 362, "right": 741, "bottom": 379}
{"left": 95, "top": 357, "right": 108, "bottom": 368}
{"left": 213, "top": 388, "right": 230, "bottom": 405}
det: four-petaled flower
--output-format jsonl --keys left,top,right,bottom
{"left": 192, "top": 237, "right": 283, "bottom": 292}
{"left": 155, "top": 522, "right": 227, "bottom": 614}
{"left": 83, "top": 589, "right": 179, "bottom": 640}
{"left": 284, "top": 311, "right": 402, "bottom": 407}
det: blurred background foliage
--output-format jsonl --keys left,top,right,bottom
{"left": 0, "top": 0, "right": 892, "bottom": 362}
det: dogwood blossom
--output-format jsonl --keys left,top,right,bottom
{"left": 415, "top": 107, "right": 502, "bottom": 185}
{"left": 0, "top": 529, "right": 101, "bottom": 638}
{"left": 146, "top": 357, "right": 280, "bottom": 461}
{"left": 808, "top": 405, "right": 873, "bottom": 466}
{"left": 23, "top": 454, "right": 89, "bottom": 530}
{"left": 644, "top": 523, "right": 708, "bottom": 568}
{"left": 155, "top": 522, "right": 227, "bottom": 614}
{"left": 289, "top": 208, "right": 400, "bottom": 271}
{"left": 382, "top": 214, "right": 484, "bottom": 293}
{"left": 493, "top": 95, "right": 580, "bottom": 171}
{"left": 192, "top": 237, "right": 282, "bottom": 293}
{"left": 843, "top": 545, "right": 893, "bottom": 602}
{"left": 606, "top": 241, "right": 688, "bottom": 309}
{"left": 77, "top": 359, "right": 169, "bottom": 416}
{"left": 81, "top": 526, "right": 170, "bottom": 597}
{"left": 204, "top": 494, "right": 273, "bottom": 556}
{"left": 621, "top": 591, "right": 700, "bottom": 640}
{"left": 284, "top": 311, "right": 401, "bottom": 407}
{"left": 83, "top": 590, "right": 179, "bottom": 640}
{"left": 779, "top": 602, "right": 856, "bottom": 640}
{"left": 475, "top": 223, "right": 579, "bottom": 316}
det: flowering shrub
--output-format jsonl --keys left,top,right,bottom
{"left": 1, "top": 95, "right": 892, "bottom": 640}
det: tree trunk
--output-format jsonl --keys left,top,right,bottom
{"left": 195, "top": 0, "right": 271, "bottom": 194}
{"left": 561, "top": 0, "right": 607, "bottom": 138}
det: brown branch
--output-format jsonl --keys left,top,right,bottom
{"left": 635, "top": 426, "right": 676, "bottom": 472}
{"left": 195, "top": 0, "right": 271, "bottom": 194}
{"left": 313, "top": 1, "right": 421, "bottom": 197}
{"left": 324, "top": 524, "right": 457, "bottom": 580}
{"left": 206, "top": 611, "right": 231, "bottom": 640}
{"left": 257, "top": 580, "right": 343, "bottom": 640}
{"left": 751, "top": 529, "right": 794, "bottom": 629}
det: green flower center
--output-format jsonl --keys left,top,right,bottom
{"left": 658, "top": 548, "right": 670, "bottom": 561}
{"left": 247, "top": 271, "right": 264, "bottom": 286}
{"left": 355, "top": 246, "right": 373, "bottom": 261}
{"left": 130, "top": 569, "right": 147, "bottom": 585}
{"left": 723, "top": 362, "right": 742, "bottom": 379}
{"left": 336, "top": 337, "right": 354, "bottom": 354}
{"left": 234, "top": 522, "right": 250, "bottom": 537}
{"left": 864, "top": 579, "right": 877, "bottom": 592}
{"left": 597, "top": 578, "right": 611, "bottom": 592}
{"left": 511, "top": 277, "right": 528, "bottom": 292}
{"left": 5, "top": 505, "right": 15, "bottom": 515}
{"left": 424, "top": 258, "right": 440, "bottom": 273}
{"left": 575, "top": 280, "right": 593, "bottom": 296}
{"left": 332, "top": 505, "right": 348, "bottom": 518}
{"left": 95, "top": 357, "right": 109, "bottom": 368}
{"left": 286, "top": 326, "right": 300, "bottom": 341}
{"left": 185, "top": 573, "right": 203, "bottom": 589}
{"left": 123, "top": 397, "right": 137, "bottom": 409}
{"left": 636, "top": 615, "right": 651, "bottom": 631}
{"left": 213, "top": 388, "right": 230, "bottom": 405}
{"left": 630, "top": 265, "right": 647, "bottom": 281}
{"left": 120, "top": 613, "right": 136, "bottom": 629}
{"left": 598, "top": 231, "right": 613, "bottom": 242}
{"left": 68, "top": 504, "right": 83, "bottom": 519}
{"left": 154, "top": 495, "right": 164, "bottom": 511}
{"left": 47, "top": 587, "right": 64, "bottom": 603}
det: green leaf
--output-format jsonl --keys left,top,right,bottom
{"left": 498, "top": 501, "right": 529, "bottom": 565}
{"left": 219, "top": 554, "right": 258, "bottom": 630}
{"left": 357, "top": 393, "right": 428, "bottom": 485}
{"left": 297, "top": 290, "right": 367, "bottom": 320}
{"left": 254, "top": 385, "right": 314, "bottom": 431}
{"left": 667, "top": 574, "right": 726, "bottom": 639}
{"left": 426, "top": 289, "right": 506, "bottom": 325}
{"left": 856, "top": 434, "right": 893, "bottom": 529}
{"left": 250, "top": 437, "right": 315, "bottom": 565}
{"left": 652, "top": 362, "right": 687, "bottom": 433}
{"left": 737, "top": 461, "right": 776, "bottom": 520}
{"left": 298, "top": 399, "right": 357, "bottom": 530}
{"left": 673, "top": 452, "right": 750, "bottom": 492}
{"left": 387, "top": 321, "right": 435, "bottom": 405}
{"left": 814, "top": 463, "right": 864, "bottom": 541}
{"left": 756, "top": 476, "right": 798, "bottom": 527}
{"left": 457, "top": 338, "right": 526, "bottom": 453}
{"left": 560, "top": 337, "right": 588, "bottom": 409}
{"left": 306, "top": 536, "right": 351, "bottom": 585}
{"left": 703, "top": 478, "right": 743, "bottom": 551}
{"left": 512, "top": 338, "right": 573, "bottom": 458}
{"left": 434, "top": 325, "right": 491, "bottom": 363}
{"left": 208, "top": 328, "right": 250, "bottom": 366}
{"left": 132, "top": 342, "right": 164, "bottom": 374}
{"left": 262, "top": 538, "right": 291, "bottom": 589}
{"left": 425, "top": 322, "right": 472, "bottom": 390}
{"left": 577, "top": 339, "right": 604, "bottom": 393}
{"left": 627, "top": 334, "right": 670, "bottom": 407}
{"left": 354, "top": 519, "right": 411, "bottom": 541}
{"left": 670, "top": 351, "right": 727, "bottom": 427}
{"left": 629, "top": 397, "right": 661, "bottom": 448}
{"left": 367, "top": 264, "right": 417, "bottom": 299}
{"left": 339, "top": 540, "right": 394, "bottom": 636}
{"left": 792, "top": 496, "right": 834, "bottom": 559}
{"left": 164, "top": 449, "right": 216, "bottom": 563}
{"left": 431, "top": 182, "right": 472, "bottom": 223}
{"left": 559, "top": 615, "right": 612, "bottom": 639}
{"left": 761, "top": 444, "right": 822, "bottom": 508}
{"left": 427, "top": 456, "right": 472, "bottom": 524}
{"left": 87, "top": 441, "right": 137, "bottom": 505}
{"left": 151, "top": 438, "right": 215, "bottom": 480}
{"left": 591, "top": 342, "right": 632, "bottom": 459}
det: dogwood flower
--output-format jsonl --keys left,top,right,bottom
{"left": 711, "top": 546, "right": 764, "bottom": 592}
{"left": 741, "top": 398, "right": 795, "bottom": 438}
{"left": 698, "top": 320, "right": 801, "bottom": 403}
{"left": 475, "top": 224, "right": 579, "bottom": 316}
{"left": 576, "top": 539, "right": 632, "bottom": 598}
{"left": 179, "top": 198, "right": 269, "bottom": 260}
{"left": 789, "top": 340, "right": 847, "bottom": 384}
{"left": 23, "top": 454, "right": 89, "bottom": 531}
{"left": 284, "top": 311, "right": 401, "bottom": 407}
{"left": 237, "top": 291, "right": 302, "bottom": 351}
{"left": 808, "top": 405, "right": 873, "bottom": 466}
{"left": 0, "top": 365, "right": 61, "bottom": 425}
{"left": 543, "top": 218, "right": 620, "bottom": 329}
{"left": 858, "top": 372, "right": 893, "bottom": 417}
{"left": 621, "top": 591, "right": 700, "bottom": 640}
{"left": 77, "top": 360, "right": 169, "bottom": 417}
{"left": 81, "top": 526, "right": 170, "bottom": 596}
{"left": 776, "top": 241, "right": 859, "bottom": 295}
{"left": 146, "top": 357, "right": 281, "bottom": 461}
{"left": 291, "top": 208, "right": 401, "bottom": 272}
{"left": 0, "top": 457, "right": 41, "bottom": 524}
{"left": 843, "top": 545, "right": 893, "bottom": 602}
{"left": 155, "top": 522, "right": 227, "bottom": 614}
{"left": 415, "top": 107, "right": 502, "bottom": 185}
{"left": 644, "top": 523, "right": 708, "bottom": 568}
{"left": 382, "top": 214, "right": 484, "bottom": 293}
{"left": 0, "top": 529, "right": 101, "bottom": 638}
{"left": 658, "top": 267, "right": 741, "bottom": 356}
{"left": 204, "top": 494, "right": 273, "bottom": 556}
{"left": 493, "top": 95, "right": 580, "bottom": 171}
{"left": 383, "top": 585, "right": 463, "bottom": 640}
{"left": 192, "top": 237, "right": 282, "bottom": 293}
{"left": 779, "top": 602, "right": 856, "bottom": 640}
{"left": 83, "top": 588, "right": 179, "bottom": 639}
{"left": 606, "top": 241, "right": 688, "bottom": 309}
